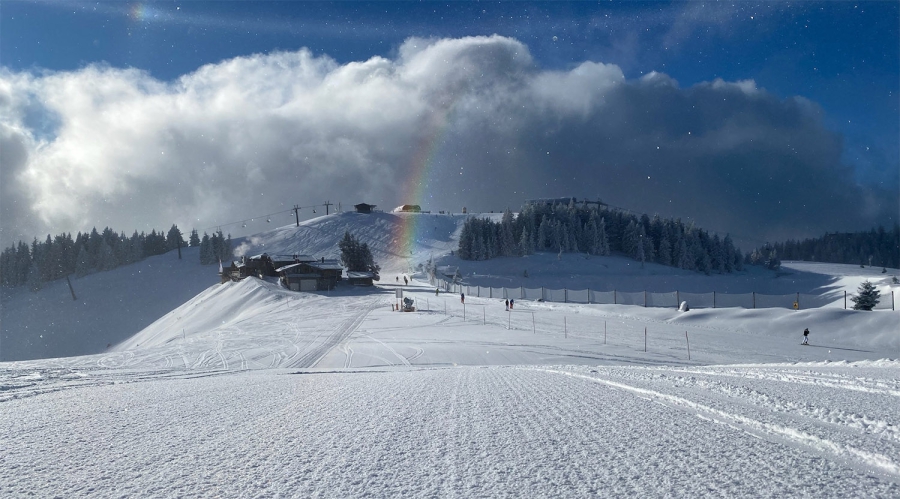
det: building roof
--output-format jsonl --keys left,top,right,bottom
{"left": 275, "top": 263, "right": 302, "bottom": 273}
{"left": 274, "top": 254, "right": 316, "bottom": 262}
{"left": 309, "top": 262, "right": 345, "bottom": 271}
{"left": 347, "top": 271, "right": 375, "bottom": 279}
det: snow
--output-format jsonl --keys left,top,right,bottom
{"left": 2, "top": 212, "right": 899, "bottom": 497}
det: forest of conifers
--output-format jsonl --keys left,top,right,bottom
{"left": 0, "top": 226, "right": 232, "bottom": 290}
{"left": 457, "top": 202, "right": 898, "bottom": 273}
{"left": 457, "top": 202, "right": 750, "bottom": 274}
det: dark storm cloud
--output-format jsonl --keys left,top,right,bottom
{"left": 0, "top": 36, "right": 894, "bottom": 249}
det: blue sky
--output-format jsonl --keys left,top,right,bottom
{"left": 1, "top": 1, "right": 897, "bottom": 248}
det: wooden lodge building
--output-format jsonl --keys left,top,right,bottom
{"left": 221, "top": 253, "right": 343, "bottom": 291}
{"left": 276, "top": 256, "right": 343, "bottom": 291}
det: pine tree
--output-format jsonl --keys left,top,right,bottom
{"left": 189, "top": 229, "right": 200, "bottom": 247}
{"left": 199, "top": 233, "right": 213, "bottom": 264}
{"left": 537, "top": 217, "right": 550, "bottom": 251}
{"left": 75, "top": 245, "right": 93, "bottom": 277}
{"left": 339, "top": 231, "right": 380, "bottom": 276}
{"left": 597, "top": 218, "right": 610, "bottom": 256}
{"left": 27, "top": 261, "right": 42, "bottom": 292}
{"left": 850, "top": 280, "right": 881, "bottom": 311}
{"left": 0, "top": 246, "right": 16, "bottom": 287}
{"left": 167, "top": 224, "right": 185, "bottom": 251}
{"left": 519, "top": 227, "right": 534, "bottom": 255}
{"left": 98, "top": 241, "right": 118, "bottom": 271}
{"left": 622, "top": 220, "right": 639, "bottom": 258}
{"left": 500, "top": 209, "right": 516, "bottom": 257}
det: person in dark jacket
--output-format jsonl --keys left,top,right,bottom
{"left": 802, "top": 328, "right": 810, "bottom": 345}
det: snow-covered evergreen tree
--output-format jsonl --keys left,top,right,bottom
{"left": 657, "top": 234, "right": 672, "bottom": 266}
{"left": 597, "top": 218, "right": 610, "bottom": 256}
{"left": 723, "top": 235, "right": 736, "bottom": 273}
{"left": 519, "top": 227, "right": 534, "bottom": 255}
{"left": 500, "top": 209, "right": 517, "bottom": 257}
{"left": 622, "top": 220, "right": 639, "bottom": 258}
{"left": 537, "top": 218, "right": 550, "bottom": 251}
{"left": 850, "top": 280, "right": 880, "bottom": 310}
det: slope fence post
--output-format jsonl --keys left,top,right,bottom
{"left": 685, "top": 331, "right": 691, "bottom": 360}
{"left": 644, "top": 327, "right": 647, "bottom": 352}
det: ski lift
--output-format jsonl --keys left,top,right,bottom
{"left": 313, "top": 208, "right": 317, "bottom": 214}
{"left": 242, "top": 222, "right": 247, "bottom": 228}
{"left": 267, "top": 217, "right": 271, "bottom": 223}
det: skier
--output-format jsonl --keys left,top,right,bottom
{"left": 396, "top": 276, "right": 399, "bottom": 283}
{"left": 510, "top": 299, "right": 514, "bottom": 310}
{"left": 404, "top": 276, "right": 408, "bottom": 285}
{"left": 802, "top": 328, "right": 810, "bottom": 345}
{"left": 436, "top": 288, "right": 439, "bottom": 296}
{"left": 505, "top": 299, "right": 509, "bottom": 311}
{"left": 460, "top": 292, "right": 465, "bottom": 304}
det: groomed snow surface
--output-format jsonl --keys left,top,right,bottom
{"left": 2, "top": 212, "right": 899, "bottom": 497}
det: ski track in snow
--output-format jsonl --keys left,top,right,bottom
{"left": 533, "top": 366, "right": 900, "bottom": 482}
{"left": 1, "top": 365, "right": 899, "bottom": 497}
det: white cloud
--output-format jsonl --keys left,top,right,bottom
{"left": 0, "top": 36, "right": 894, "bottom": 249}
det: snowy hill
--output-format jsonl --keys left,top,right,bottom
{"left": 4, "top": 211, "right": 897, "bottom": 362}
{"left": 2, "top": 211, "right": 900, "bottom": 497}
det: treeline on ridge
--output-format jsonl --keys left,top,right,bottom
{"left": 1, "top": 225, "right": 233, "bottom": 291}
{"left": 457, "top": 201, "right": 746, "bottom": 274}
{"left": 750, "top": 225, "right": 900, "bottom": 270}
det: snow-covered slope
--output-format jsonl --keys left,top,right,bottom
{"left": 231, "top": 211, "right": 467, "bottom": 275}
{"left": 2, "top": 212, "right": 899, "bottom": 497}
{"left": 0, "top": 246, "right": 216, "bottom": 361}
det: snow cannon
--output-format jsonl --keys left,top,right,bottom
{"left": 402, "top": 297, "right": 416, "bottom": 312}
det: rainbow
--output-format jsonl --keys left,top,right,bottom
{"left": 392, "top": 106, "right": 455, "bottom": 263}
